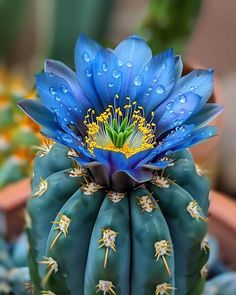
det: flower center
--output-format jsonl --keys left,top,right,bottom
{"left": 84, "top": 96, "right": 156, "bottom": 157}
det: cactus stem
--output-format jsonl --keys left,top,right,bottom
{"left": 50, "top": 214, "right": 71, "bottom": 249}
{"left": 67, "top": 148, "right": 79, "bottom": 158}
{"left": 38, "top": 257, "right": 58, "bottom": 288}
{"left": 152, "top": 174, "right": 170, "bottom": 188}
{"left": 67, "top": 162, "right": 86, "bottom": 177}
{"left": 107, "top": 191, "right": 126, "bottom": 203}
{"left": 32, "top": 178, "right": 48, "bottom": 197}
{"left": 200, "top": 264, "right": 208, "bottom": 278}
{"left": 41, "top": 291, "right": 56, "bottom": 295}
{"left": 137, "top": 192, "right": 158, "bottom": 212}
{"left": 98, "top": 228, "right": 118, "bottom": 269}
{"left": 81, "top": 182, "right": 103, "bottom": 195}
{"left": 96, "top": 280, "right": 116, "bottom": 295}
{"left": 187, "top": 201, "right": 207, "bottom": 222}
{"left": 33, "top": 139, "right": 54, "bottom": 158}
{"left": 154, "top": 240, "right": 172, "bottom": 276}
{"left": 201, "top": 236, "right": 210, "bottom": 253}
{"left": 155, "top": 283, "right": 176, "bottom": 295}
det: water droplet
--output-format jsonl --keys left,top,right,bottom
{"left": 148, "top": 86, "right": 153, "bottom": 91}
{"left": 179, "top": 95, "right": 187, "bottom": 103}
{"left": 60, "top": 103, "right": 63, "bottom": 107}
{"left": 166, "top": 102, "right": 173, "bottom": 111}
{"left": 133, "top": 75, "right": 142, "bottom": 86}
{"left": 73, "top": 107, "right": 78, "bottom": 111}
{"left": 118, "top": 60, "right": 124, "bottom": 66}
{"left": 145, "top": 92, "right": 150, "bottom": 96}
{"left": 61, "top": 84, "right": 68, "bottom": 93}
{"left": 83, "top": 52, "right": 90, "bottom": 63}
{"left": 112, "top": 69, "right": 121, "bottom": 79}
{"left": 108, "top": 83, "right": 114, "bottom": 88}
{"left": 102, "top": 63, "right": 108, "bottom": 72}
{"left": 49, "top": 87, "right": 56, "bottom": 95}
{"left": 179, "top": 108, "right": 185, "bottom": 114}
{"left": 145, "top": 65, "right": 149, "bottom": 71}
{"left": 51, "top": 108, "right": 59, "bottom": 114}
{"left": 67, "top": 106, "right": 72, "bottom": 111}
{"left": 162, "top": 62, "right": 167, "bottom": 69}
{"left": 156, "top": 85, "right": 165, "bottom": 94}
{"left": 153, "top": 78, "right": 157, "bottom": 83}
{"left": 55, "top": 96, "right": 61, "bottom": 102}
{"left": 180, "top": 126, "right": 185, "bottom": 131}
{"left": 62, "top": 136, "right": 73, "bottom": 143}
{"left": 98, "top": 71, "right": 102, "bottom": 76}
{"left": 190, "top": 86, "right": 195, "bottom": 91}
{"left": 126, "top": 62, "right": 133, "bottom": 68}
{"left": 49, "top": 72, "right": 54, "bottom": 77}
{"left": 85, "top": 68, "right": 92, "bottom": 78}
{"left": 64, "top": 117, "right": 68, "bottom": 122}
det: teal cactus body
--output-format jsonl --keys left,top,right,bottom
{"left": 19, "top": 34, "right": 222, "bottom": 295}
{"left": 27, "top": 143, "right": 210, "bottom": 295}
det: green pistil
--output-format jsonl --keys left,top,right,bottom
{"left": 105, "top": 118, "right": 135, "bottom": 148}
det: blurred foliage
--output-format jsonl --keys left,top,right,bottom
{"left": 140, "top": 0, "right": 202, "bottom": 54}
{"left": 51, "top": 0, "right": 116, "bottom": 66}
{"left": 0, "top": 69, "right": 41, "bottom": 189}
{"left": 0, "top": 0, "right": 29, "bottom": 58}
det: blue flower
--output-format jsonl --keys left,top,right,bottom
{"left": 19, "top": 34, "right": 223, "bottom": 191}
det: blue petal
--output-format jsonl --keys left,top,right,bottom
{"left": 113, "top": 168, "right": 153, "bottom": 183}
{"left": 164, "top": 126, "right": 218, "bottom": 154}
{"left": 36, "top": 73, "right": 87, "bottom": 134}
{"left": 138, "top": 124, "right": 196, "bottom": 165}
{"left": 171, "top": 69, "right": 214, "bottom": 110}
{"left": 94, "top": 149, "right": 128, "bottom": 175}
{"left": 185, "top": 103, "right": 223, "bottom": 128}
{"left": 44, "top": 59, "right": 91, "bottom": 107}
{"left": 74, "top": 34, "right": 103, "bottom": 111}
{"left": 18, "top": 99, "right": 62, "bottom": 131}
{"left": 92, "top": 48, "right": 122, "bottom": 108}
{"left": 113, "top": 35, "right": 152, "bottom": 99}
{"left": 174, "top": 55, "right": 183, "bottom": 80}
{"left": 141, "top": 160, "right": 170, "bottom": 170}
{"left": 137, "top": 49, "right": 176, "bottom": 114}
{"left": 41, "top": 128, "right": 93, "bottom": 159}
{"left": 154, "top": 92, "right": 201, "bottom": 137}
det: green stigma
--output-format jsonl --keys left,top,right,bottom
{"left": 104, "top": 117, "right": 135, "bottom": 148}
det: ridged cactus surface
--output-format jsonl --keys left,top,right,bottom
{"left": 27, "top": 143, "right": 210, "bottom": 295}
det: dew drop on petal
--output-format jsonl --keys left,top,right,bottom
{"left": 73, "top": 107, "right": 78, "bottom": 111}
{"left": 118, "top": 60, "right": 124, "bottom": 66}
{"left": 102, "top": 63, "right": 108, "bottom": 72}
{"left": 108, "top": 83, "right": 114, "bottom": 88}
{"left": 156, "top": 85, "right": 165, "bottom": 94}
{"left": 148, "top": 86, "right": 153, "bottom": 91}
{"left": 85, "top": 68, "right": 92, "bottom": 78}
{"left": 166, "top": 102, "right": 173, "bottom": 111}
{"left": 49, "top": 87, "right": 56, "bottom": 95}
{"left": 133, "top": 75, "right": 142, "bottom": 86}
{"left": 162, "top": 62, "right": 167, "bottom": 69}
{"left": 55, "top": 96, "right": 61, "bottom": 102}
{"left": 179, "top": 95, "right": 187, "bottom": 103}
{"left": 83, "top": 52, "right": 90, "bottom": 63}
{"left": 112, "top": 69, "right": 121, "bottom": 79}
{"left": 62, "top": 136, "right": 73, "bottom": 143}
{"left": 49, "top": 72, "right": 54, "bottom": 77}
{"left": 145, "top": 65, "right": 149, "bottom": 71}
{"left": 64, "top": 117, "right": 68, "bottom": 122}
{"left": 126, "top": 61, "right": 133, "bottom": 68}
{"left": 67, "top": 106, "right": 72, "bottom": 111}
{"left": 61, "top": 84, "right": 68, "bottom": 93}
{"left": 98, "top": 71, "right": 102, "bottom": 76}
{"left": 179, "top": 108, "right": 185, "bottom": 114}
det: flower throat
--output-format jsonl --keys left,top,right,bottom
{"left": 84, "top": 95, "right": 156, "bottom": 158}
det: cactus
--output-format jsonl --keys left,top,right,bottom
{"left": 19, "top": 34, "right": 222, "bottom": 295}
{"left": 25, "top": 143, "right": 210, "bottom": 295}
